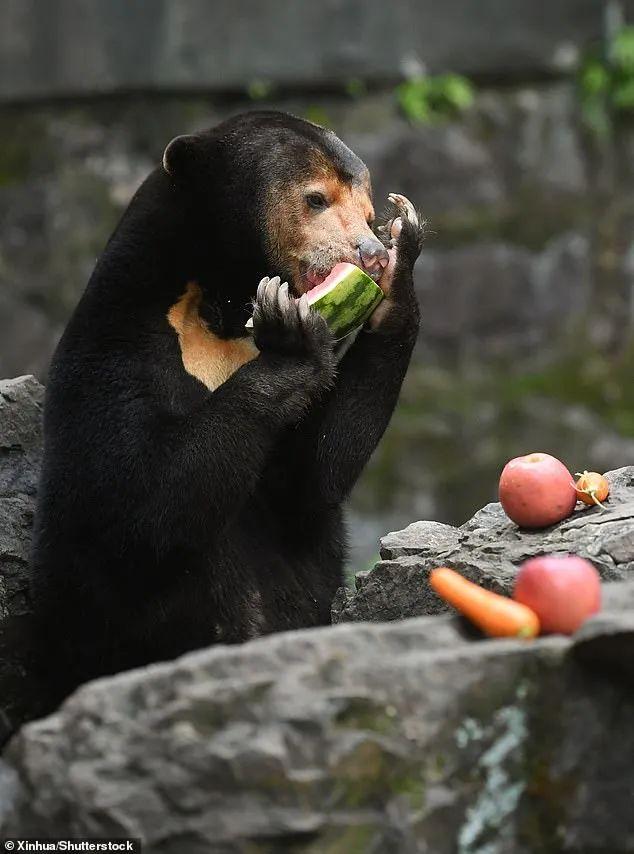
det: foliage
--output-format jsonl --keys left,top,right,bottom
{"left": 345, "top": 78, "right": 367, "bottom": 99}
{"left": 303, "top": 105, "right": 333, "bottom": 128}
{"left": 396, "top": 74, "right": 475, "bottom": 124}
{"left": 246, "top": 78, "right": 274, "bottom": 100}
{"left": 579, "top": 26, "right": 634, "bottom": 136}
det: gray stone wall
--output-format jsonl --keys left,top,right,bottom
{"left": 0, "top": 0, "right": 611, "bottom": 102}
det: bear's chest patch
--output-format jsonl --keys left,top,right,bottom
{"left": 167, "top": 282, "right": 259, "bottom": 392}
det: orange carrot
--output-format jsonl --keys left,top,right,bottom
{"left": 575, "top": 471, "right": 609, "bottom": 509}
{"left": 430, "top": 567, "right": 540, "bottom": 639}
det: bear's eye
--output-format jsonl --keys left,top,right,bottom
{"left": 306, "top": 192, "right": 329, "bottom": 211}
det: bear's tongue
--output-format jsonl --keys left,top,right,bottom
{"left": 303, "top": 264, "right": 347, "bottom": 300}
{"left": 306, "top": 270, "right": 327, "bottom": 290}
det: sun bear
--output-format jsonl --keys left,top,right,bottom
{"left": 30, "top": 110, "right": 424, "bottom": 704}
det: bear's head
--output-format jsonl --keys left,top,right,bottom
{"left": 162, "top": 111, "right": 388, "bottom": 300}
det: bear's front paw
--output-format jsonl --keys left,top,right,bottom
{"left": 378, "top": 192, "right": 425, "bottom": 272}
{"left": 252, "top": 276, "right": 336, "bottom": 387}
{"left": 370, "top": 193, "right": 425, "bottom": 333}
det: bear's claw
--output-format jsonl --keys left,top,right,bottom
{"left": 387, "top": 192, "right": 418, "bottom": 228}
{"left": 376, "top": 193, "right": 422, "bottom": 250}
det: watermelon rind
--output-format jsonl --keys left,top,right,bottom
{"left": 308, "top": 266, "right": 383, "bottom": 340}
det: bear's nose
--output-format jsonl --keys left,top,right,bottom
{"left": 357, "top": 237, "right": 389, "bottom": 274}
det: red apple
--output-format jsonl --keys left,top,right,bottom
{"left": 513, "top": 554, "right": 601, "bottom": 634}
{"left": 499, "top": 452, "right": 577, "bottom": 528}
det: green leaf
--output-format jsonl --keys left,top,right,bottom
{"left": 581, "top": 60, "right": 610, "bottom": 95}
{"left": 612, "top": 26, "right": 634, "bottom": 73}
{"left": 439, "top": 74, "right": 475, "bottom": 110}
{"left": 396, "top": 78, "right": 431, "bottom": 123}
{"left": 396, "top": 74, "right": 474, "bottom": 124}
{"left": 612, "top": 78, "right": 634, "bottom": 110}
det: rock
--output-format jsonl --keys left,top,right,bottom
{"left": 379, "top": 520, "right": 461, "bottom": 560}
{"left": 3, "top": 588, "right": 634, "bottom": 852}
{"left": 333, "top": 556, "right": 449, "bottom": 624}
{"left": 334, "top": 467, "right": 634, "bottom": 624}
{"left": 0, "top": 376, "right": 43, "bottom": 743}
{"left": 602, "top": 577, "right": 634, "bottom": 613}
{"left": 571, "top": 576, "right": 634, "bottom": 680}
{"left": 573, "top": 610, "right": 634, "bottom": 679}
{"left": 0, "top": 2, "right": 606, "bottom": 101}
{"left": 414, "top": 234, "right": 593, "bottom": 364}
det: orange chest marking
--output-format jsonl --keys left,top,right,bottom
{"left": 167, "top": 282, "right": 258, "bottom": 392}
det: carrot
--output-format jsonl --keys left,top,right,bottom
{"left": 429, "top": 567, "right": 540, "bottom": 639}
{"left": 575, "top": 471, "right": 609, "bottom": 509}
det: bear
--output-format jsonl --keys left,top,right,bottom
{"left": 30, "top": 110, "right": 424, "bottom": 705}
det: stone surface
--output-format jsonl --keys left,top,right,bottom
{"left": 414, "top": 234, "right": 593, "bottom": 364}
{"left": 379, "top": 520, "right": 462, "bottom": 561}
{"left": 0, "top": 376, "right": 43, "bottom": 744}
{"left": 0, "top": 0, "right": 609, "bottom": 102}
{"left": 334, "top": 466, "right": 634, "bottom": 624}
{"left": 3, "top": 593, "right": 634, "bottom": 851}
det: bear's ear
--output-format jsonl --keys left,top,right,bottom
{"left": 162, "top": 134, "right": 197, "bottom": 177}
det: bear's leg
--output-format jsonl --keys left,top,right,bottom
{"left": 291, "top": 194, "right": 424, "bottom": 504}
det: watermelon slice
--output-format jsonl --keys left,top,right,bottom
{"left": 305, "top": 263, "right": 384, "bottom": 339}
{"left": 245, "top": 263, "right": 383, "bottom": 340}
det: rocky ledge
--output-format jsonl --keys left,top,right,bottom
{"left": 0, "top": 376, "right": 43, "bottom": 742}
{"left": 1, "top": 584, "right": 634, "bottom": 851}
{"left": 333, "top": 466, "right": 634, "bottom": 625}
{"left": 1, "top": 375, "right": 634, "bottom": 852}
